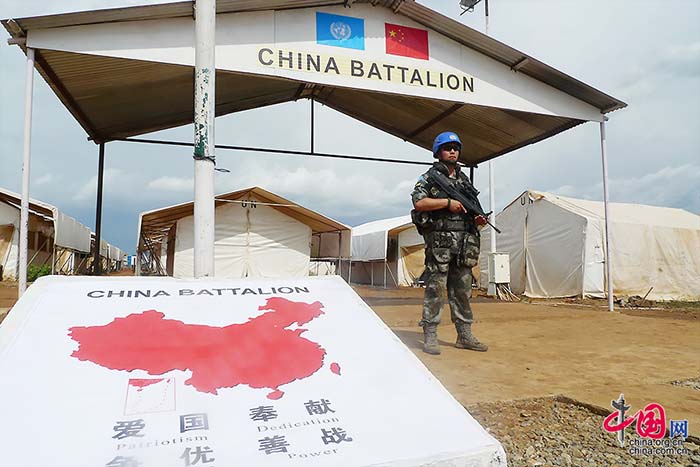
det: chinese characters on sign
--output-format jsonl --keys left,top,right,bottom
{"left": 180, "top": 446, "right": 215, "bottom": 465}
{"left": 251, "top": 398, "right": 353, "bottom": 456}
{"left": 106, "top": 412, "right": 215, "bottom": 466}
{"left": 113, "top": 420, "right": 146, "bottom": 440}
{"left": 181, "top": 413, "right": 209, "bottom": 433}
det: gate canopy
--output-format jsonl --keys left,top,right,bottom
{"left": 3, "top": 0, "right": 626, "bottom": 165}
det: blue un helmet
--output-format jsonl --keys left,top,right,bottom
{"left": 432, "top": 131, "right": 462, "bottom": 158}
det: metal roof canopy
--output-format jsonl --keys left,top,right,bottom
{"left": 3, "top": 0, "right": 625, "bottom": 166}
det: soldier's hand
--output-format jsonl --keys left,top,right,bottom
{"left": 448, "top": 199, "right": 467, "bottom": 214}
{"left": 475, "top": 215, "right": 488, "bottom": 226}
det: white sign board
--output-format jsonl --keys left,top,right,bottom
{"left": 0, "top": 276, "right": 506, "bottom": 467}
{"left": 28, "top": 4, "right": 602, "bottom": 122}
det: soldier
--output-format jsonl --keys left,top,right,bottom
{"left": 411, "top": 131, "right": 488, "bottom": 355}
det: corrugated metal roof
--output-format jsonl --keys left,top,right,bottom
{"left": 2, "top": 0, "right": 625, "bottom": 162}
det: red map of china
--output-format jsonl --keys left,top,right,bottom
{"left": 68, "top": 297, "right": 340, "bottom": 399}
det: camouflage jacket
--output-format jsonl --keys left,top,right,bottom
{"left": 411, "top": 162, "right": 479, "bottom": 233}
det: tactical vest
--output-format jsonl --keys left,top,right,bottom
{"left": 412, "top": 163, "right": 477, "bottom": 234}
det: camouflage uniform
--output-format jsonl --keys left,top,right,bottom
{"left": 412, "top": 161, "right": 480, "bottom": 328}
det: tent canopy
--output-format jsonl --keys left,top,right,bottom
{"left": 0, "top": 187, "right": 92, "bottom": 253}
{"left": 351, "top": 214, "right": 413, "bottom": 261}
{"left": 479, "top": 190, "right": 700, "bottom": 300}
{"left": 139, "top": 186, "right": 351, "bottom": 258}
{"left": 3, "top": 0, "right": 626, "bottom": 166}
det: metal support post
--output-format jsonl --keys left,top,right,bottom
{"left": 487, "top": 158, "right": 497, "bottom": 296}
{"left": 484, "top": 0, "right": 496, "bottom": 297}
{"left": 193, "top": 0, "right": 216, "bottom": 278}
{"left": 311, "top": 98, "right": 315, "bottom": 153}
{"left": 18, "top": 47, "right": 35, "bottom": 297}
{"left": 484, "top": 0, "right": 490, "bottom": 34}
{"left": 600, "top": 118, "right": 614, "bottom": 312}
{"left": 50, "top": 245, "right": 55, "bottom": 274}
{"left": 383, "top": 259, "right": 387, "bottom": 288}
{"left": 93, "top": 143, "right": 105, "bottom": 275}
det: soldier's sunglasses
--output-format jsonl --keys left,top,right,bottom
{"left": 441, "top": 143, "right": 460, "bottom": 152}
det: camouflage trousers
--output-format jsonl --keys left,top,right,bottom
{"left": 419, "top": 231, "right": 474, "bottom": 327}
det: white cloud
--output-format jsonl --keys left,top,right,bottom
{"left": 547, "top": 164, "right": 700, "bottom": 213}
{"left": 660, "top": 42, "right": 700, "bottom": 77}
{"left": 215, "top": 164, "right": 418, "bottom": 223}
{"left": 147, "top": 176, "right": 193, "bottom": 193}
{"left": 34, "top": 173, "right": 53, "bottom": 186}
{"left": 72, "top": 168, "right": 123, "bottom": 202}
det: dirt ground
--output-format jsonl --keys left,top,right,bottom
{"left": 355, "top": 284, "right": 700, "bottom": 439}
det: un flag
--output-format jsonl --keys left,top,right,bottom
{"left": 316, "top": 12, "right": 365, "bottom": 50}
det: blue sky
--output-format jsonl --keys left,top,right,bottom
{"left": 1, "top": 0, "right": 698, "bottom": 253}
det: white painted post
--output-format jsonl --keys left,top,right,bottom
{"left": 600, "top": 118, "right": 614, "bottom": 312}
{"left": 18, "top": 47, "right": 35, "bottom": 297}
{"left": 484, "top": 0, "right": 497, "bottom": 297}
{"left": 193, "top": 0, "right": 216, "bottom": 278}
{"left": 487, "top": 159, "right": 497, "bottom": 296}
{"left": 384, "top": 258, "right": 387, "bottom": 288}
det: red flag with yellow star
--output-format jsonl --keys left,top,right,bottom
{"left": 385, "top": 23, "right": 429, "bottom": 60}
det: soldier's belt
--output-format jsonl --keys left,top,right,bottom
{"left": 434, "top": 219, "right": 471, "bottom": 231}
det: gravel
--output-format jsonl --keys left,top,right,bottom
{"left": 468, "top": 397, "right": 700, "bottom": 467}
{"left": 671, "top": 377, "right": 700, "bottom": 391}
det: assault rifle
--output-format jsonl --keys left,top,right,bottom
{"left": 431, "top": 170, "right": 502, "bottom": 234}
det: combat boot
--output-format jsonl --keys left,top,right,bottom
{"left": 455, "top": 322, "right": 488, "bottom": 352}
{"left": 422, "top": 325, "right": 441, "bottom": 355}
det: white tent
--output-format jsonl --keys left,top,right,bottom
{"left": 479, "top": 190, "right": 700, "bottom": 300}
{"left": 137, "top": 187, "right": 351, "bottom": 279}
{"left": 0, "top": 187, "right": 93, "bottom": 280}
{"left": 350, "top": 215, "right": 426, "bottom": 287}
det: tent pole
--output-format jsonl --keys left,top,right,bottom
{"left": 310, "top": 97, "right": 315, "bottom": 153}
{"left": 18, "top": 47, "right": 35, "bottom": 297}
{"left": 600, "top": 118, "right": 614, "bottom": 312}
{"left": 193, "top": 0, "right": 216, "bottom": 278}
{"left": 384, "top": 258, "right": 387, "bottom": 289}
{"left": 93, "top": 143, "right": 105, "bottom": 275}
{"left": 50, "top": 243, "right": 55, "bottom": 275}
{"left": 337, "top": 231, "right": 341, "bottom": 277}
{"left": 348, "top": 260, "right": 352, "bottom": 284}
{"left": 371, "top": 262, "right": 374, "bottom": 287}
{"left": 386, "top": 260, "right": 398, "bottom": 287}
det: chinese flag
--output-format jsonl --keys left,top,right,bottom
{"left": 385, "top": 23, "right": 429, "bottom": 60}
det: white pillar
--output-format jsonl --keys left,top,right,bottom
{"left": 18, "top": 47, "right": 35, "bottom": 297}
{"left": 484, "top": 0, "right": 497, "bottom": 297}
{"left": 600, "top": 118, "right": 614, "bottom": 312}
{"left": 487, "top": 159, "right": 497, "bottom": 296}
{"left": 193, "top": 0, "right": 216, "bottom": 278}
{"left": 384, "top": 259, "right": 387, "bottom": 288}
